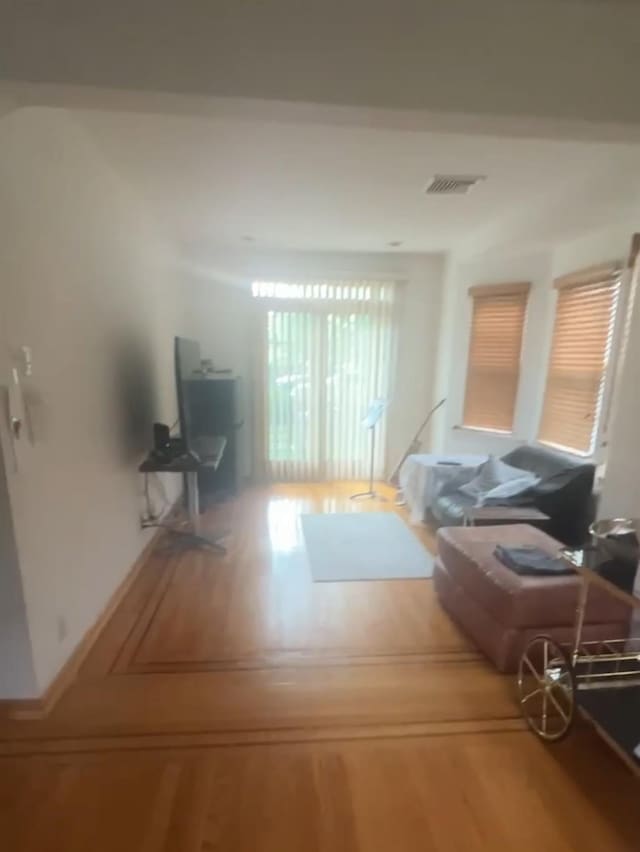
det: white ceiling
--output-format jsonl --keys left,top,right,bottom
{"left": 76, "top": 107, "right": 640, "bottom": 256}
{"left": 5, "top": 1, "right": 640, "bottom": 127}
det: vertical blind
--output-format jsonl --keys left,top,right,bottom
{"left": 538, "top": 264, "right": 622, "bottom": 455}
{"left": 252, "top": 280, "right": 396, "bottom": 481}
{"left": 462, "top": 282, "right": 530, "bottom": 432}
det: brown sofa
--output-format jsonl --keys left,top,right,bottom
{"left": 434, "top": 524, "right": 629, "bottom": 673}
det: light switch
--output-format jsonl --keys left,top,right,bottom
{"left": 8, "top": 368, "right": 25, "bottom": 440}
{"left": 21, "top": 345, "right": 33, "bottom": 377}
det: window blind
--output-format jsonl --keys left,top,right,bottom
{"left": 538, "top": 264, "right": 622, "bottom": 456}
{"left": 253, "top": 279, "right": 396, "bottom": 481}
{"left": 462, "top": 282, "right": 530, "bottom": 432}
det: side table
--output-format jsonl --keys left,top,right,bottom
{"left": 463, "top": 505, "right": 550, "bottom": 529}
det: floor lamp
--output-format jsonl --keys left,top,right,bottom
{"left": 351, "top": 399, "right": 388, "bottom": 501}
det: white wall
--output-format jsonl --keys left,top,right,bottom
{"left": 552, "top": 223, "right": 634, "bottom": 280}
{"left": 181, "top": 270, "right": 255, "bottom": 479}
{"left": 599, "top": 268, "right": 640, "bottom": 518}
{"left": 0, "top": 107, "right": 187, "bottom": 694}
{"left": 0, "top": 444, "right": 38, "bottom": 699}
{"left": 598, "top": 227, "right": 640, "bottom": 518}
{"left": 180, "top": 249, "right": 445, "bottom": 478}
{"left": 0, "top": 227, "right": 38, "bottom": 700}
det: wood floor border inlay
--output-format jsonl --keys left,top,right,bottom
{"left": 102, "top": 535, "right": 475, "bottom": 678}
{"left": 116, "top": 648, "right": 483, "bottom": 675}
{"left": 0, "top": 717, "right": 527, "bottom": 758}
{"left": 108, "top": 557, "right": 176, "bottom": 676}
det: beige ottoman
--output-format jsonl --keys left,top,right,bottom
{"left": 434, "top": 524, "right": 629, "bottom": 673}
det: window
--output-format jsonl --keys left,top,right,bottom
{"left": 462, "top": 282, "right": 530, "bottom": 432}
{"left": 538, "top": 264, "right": 622, "bottom": 456}
{"left": 251, "top": 279, "right": 394, "bottom": 303}
{"left": 252, "top": 279, "right": 396, "bottom": 481}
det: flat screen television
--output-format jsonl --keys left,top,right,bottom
{"left": 174, "top": 336, "right": 201, "bottom": 455}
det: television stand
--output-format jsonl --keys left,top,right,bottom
{"left": 139, "top": 436, "right": 227, "bottom": 554}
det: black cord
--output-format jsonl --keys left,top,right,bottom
{"left": 143, "top": 472, "right": 171, "bottom": 522}
{"left": 156, "top": 474, "right": 170, "bottom": 510}
{"left": 143, "top": 522, "right": 226, "bottom": 553}
{"left": 143, "top": 472, "right": 153, "bottom": 520}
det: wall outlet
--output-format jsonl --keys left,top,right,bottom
{"left": 56, "top": 615, "right": 68, "bottom": 643}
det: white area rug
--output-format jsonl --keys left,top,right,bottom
{"left": 301, "top": 512, "right": 433, "bottom": 582}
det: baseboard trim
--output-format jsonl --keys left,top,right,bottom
{"left": 0, "top": 524, "right": 166, "bottom": 722}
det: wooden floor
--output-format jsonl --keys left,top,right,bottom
{"left": 1, "top": 482, "right": 638, "bottom": 850}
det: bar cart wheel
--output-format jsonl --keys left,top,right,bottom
{"left": 518, "top": 634, "right": 576, "bottom": 742}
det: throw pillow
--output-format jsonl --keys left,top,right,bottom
{"left": 459, "top": 456, "right": 530, "bottom": 503}
{"left": 479, "top": 473, "right": 540, "bottom": 505}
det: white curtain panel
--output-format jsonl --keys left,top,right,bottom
{"left": 252, "top": 279, "right": 397, "bottom": 482}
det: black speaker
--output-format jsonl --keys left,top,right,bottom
{"left": 185, "top": 377, "right": 241, "bottom": 501}
{"left": 153, "top": 422, "right": 171, "bottom": 453}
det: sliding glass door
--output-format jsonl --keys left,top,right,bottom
{"left": 255, "top": 280, "right": 396, "bottom": 482}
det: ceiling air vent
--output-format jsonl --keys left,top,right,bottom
{"left": 425, "top": 175, "right": 486, "bottom": 195}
